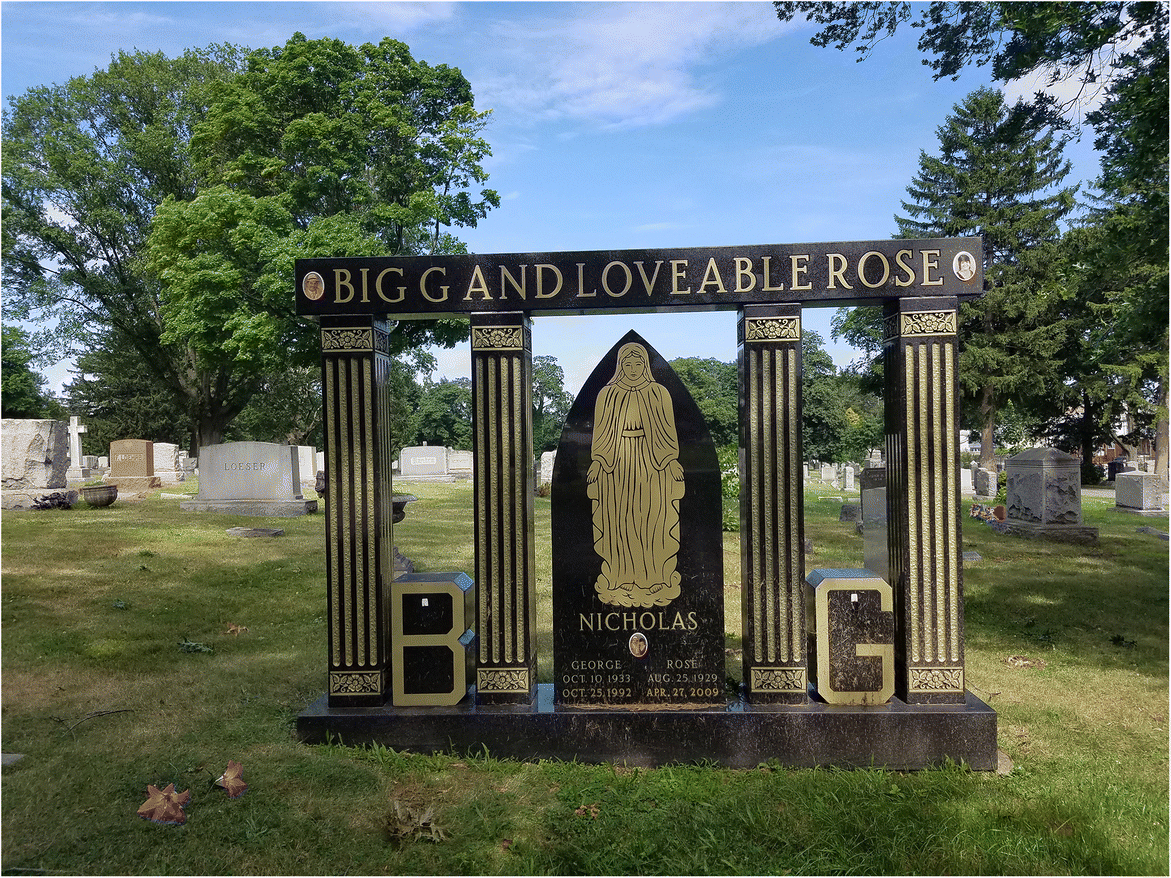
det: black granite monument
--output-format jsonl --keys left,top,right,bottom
{"left": 552, "top": 332, "right": 724, "bottom": 706}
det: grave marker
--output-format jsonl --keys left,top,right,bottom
{"left": 180, "top": 441, "right": 316, "bottom": 516}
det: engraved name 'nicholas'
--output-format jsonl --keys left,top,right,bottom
{"left": 579, "top": 610, "right": 699, "bottom": 632}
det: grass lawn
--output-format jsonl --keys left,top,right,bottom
{"left": 2, "top": 479, "right": 1167, "bottom": 874}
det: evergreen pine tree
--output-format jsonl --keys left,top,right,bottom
{"left": 896, "top": 87, "right": 1078, "bottom": 465}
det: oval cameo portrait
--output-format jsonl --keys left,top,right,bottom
{"left": 302, "top": 271, "right": 325, "bottom": 301}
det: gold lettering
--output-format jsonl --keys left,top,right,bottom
{"left": 761, "top": 256, "right": 785, "bottom": 292}
{"left": 687, "top": 611, "right": 698, "bottom": 630}
{"left": 827, "top": 253, "right": 852, "bottom": 289}
{"left": 922, "top": 249, "right": 944, "bottom": 286}
{"left": 670, "top": 260, "right": 691, "bottom": 295}
{"left": 894, "top": 249, "right": 915, "bottom": 287}
{"left": 463, "top": 265, "right": 492, "bottom": 301}
{"left": 421, "top": 266, "right": 450, "bottom": 303}
{"left": 333, "top": 269, "right": 355, "bottom": 304}
{"left": 579, "top": 612, "right": 595, "bottom": 632}
{"left": 858, "top": 251, "right": 890, "bottom": 288}
{"left": 375, "top": 267, "right": 405, "bottom": 303}
{"left": 602, "top": 261, "right": 632, "bottom": 297}
{"left": 698, "top": 257, "right": 727, "bottom": 293}
{"left": 605, "top": 612, "right": 620, "bottom": 630}
{"left": 535, "top": 264, "right": 562, "bottom": 299}
{"left": 358, "top": 268, "right": 371, "bottom": 303}
{"left": 734, "top": 257, "right": 758, "bottom": 292}
{"left": 575, "top": 263, "right": 595, "bottom": 298}
{"left": 634, "top": 261, "right": 663, "bottom": 295}
{"left": 500, "top": 265, "right": 527, "bottom": 300}
{"left": 623, "top": 612, "right": 638, "bottom": 630}
{"left": 790, "top": 255, "right": 812, "bottom": 291}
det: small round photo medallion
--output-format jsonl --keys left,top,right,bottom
{"left": 628, "top": 632, "right": 648, "bottom": 658}
{"left": 302, "top": 271, "right": 325, "bottom": 301}
{"left": 952, "top": 251, "right": 976, "bottom": 282}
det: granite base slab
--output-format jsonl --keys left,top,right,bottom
{"left": 297, "top": 684, "right": 997, "bottom": 770}
{"left": 180, "top": 498, "right": 318, "bottom": 516}
{"left": 989, "top": 519, "right": 1099, "bottom": 545}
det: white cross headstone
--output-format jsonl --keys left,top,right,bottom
{"left": 66, "top": 416, "right": 88, "bottom": 481}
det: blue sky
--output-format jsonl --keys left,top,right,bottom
{"left": 2, "top": 1, "right": 1105, "bottom": 395}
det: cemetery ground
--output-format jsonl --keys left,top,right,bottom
{"left": 2, "top": 480, "right": 1167, "bottom": 876}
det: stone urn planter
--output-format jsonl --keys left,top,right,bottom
{"left": 392, "top": 494, "right": 417, "bottom": 524}
{"left": 81, "top": 484, "right": 118, "bottom": 507}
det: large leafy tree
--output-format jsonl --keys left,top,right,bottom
{"left": 3, "top": 35, "right": 499, "bottom": 450}
{"left": 532, "top": 355, "right": 573, "bottom": 453}
{"left": 898, "top": 87, "right": 1077, "bottom": 465}
{"left": 778, "top": 0, "right": 1169, "bottom": 474}
{"left": 670, "top": 357, "right": 739, "bottom": 449}
{"left": 1, "top": 325, "right": 53, "bottom": 418}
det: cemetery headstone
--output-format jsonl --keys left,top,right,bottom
{"left": 860, "top": 467, "right": 888, "bottom": 584}
{"left": 108, "top": 438, "right": 161, "bottom": 494}
{"left": 820, "top": 463, "right": 835, "bottom": 483}
{"left": 98, "top": 456, "right": 110, "bottom": 469}
{"left": 1115, "top": 471, "right": 1166, "bottom": 516}
{"left": 539, "top": 450, "right": 556, "bottom": 486}
{"left": 152, "top": 442, "right": 182, "bottom": 485}
{"left": 399, "top": 445, "right": 449, "bottom": 478}
{"left": 447, "top": 449, "right": 474, "bottom": 476}
{"left": 2, "top": 419, "right": 74, "bottom": 509}
{"left": 974, "top": 467, "right": 997, "bottom": 498}
{"left": 181, "top": 441, "right": 316, "bottom": 516}
{"left": 995, "top": 447, "right": 1098, "bottom": 544}
{"left": 552, "top": 331, "right": 725, "bottom": 706}
{"left": 843, "top": 465, "right": 856, "bottom": 492}
{"left": 959, "top": 467, "right": 974, "bottom": 496}
{"left": 65, "top": 416, "right": 88, "bottom": 481}
{"left": 295, "top": 446, "right": 317, "bottom": 492}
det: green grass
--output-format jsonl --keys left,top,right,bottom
{"left": 2, "top": 481, "right": 1167, "bottom": 874}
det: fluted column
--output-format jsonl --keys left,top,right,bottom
{"left": 883, "top": 296, "right": 966, "bottom": 704}
{"left": 471, "top": 312, "right": 537, "bottom": 705}
{"left": 320, "top": 316, "right": 395, "bottom": 707}
{"left": 738, "top": 304, "right": 807, "bottom": 703}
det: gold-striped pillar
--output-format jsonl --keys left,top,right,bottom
{"left": 471, "top": 312, "right": 537, "bottom": 705}
{"left": 320, "top": 316, "right": 395, "bottom": 707}
{"left": 738, "top": 304, "right": 807, "bottom": 703}
{"left": 883, "top": 296, "right": 966, "bottom": 704}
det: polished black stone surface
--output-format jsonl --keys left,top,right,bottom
{"left": 297, "top": 685, "right": 998, "bottom": 770}
{"left": 551, "top": 331, "right": 724, "bottom": 707}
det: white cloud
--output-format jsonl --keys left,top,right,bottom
{"left": 475, "top": 2, "right": 794, "bottom": 130}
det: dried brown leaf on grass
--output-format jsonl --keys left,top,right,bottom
{"left": 215, "top": 760, "right": 247, "bottom": 798}
{"left": 137, "top": 783, "right": 191, "bottom": 825}
{"left": 385, "top": 799, "right": 448, "bottom": 843}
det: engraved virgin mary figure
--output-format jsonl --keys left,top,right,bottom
{"left": 586, "top": 342, "right": 685, "bottom": 608}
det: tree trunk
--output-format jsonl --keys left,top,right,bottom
{"left": 1156, "top": 370, "right": 1169, "bottom": 486}
{"left": 979, "top": 384, "right": 995, "bottom": 468}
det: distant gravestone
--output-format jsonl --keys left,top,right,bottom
{"left": 296, "top": 446, "right": 317, "bottom": 490}
{"left": 975, "top": 467, "right": 997, "bottom": 498}
{"left": 959, "top": 467, "right": 974, "bottom": 496}
{"left": 860, "top": 467, "right": 888, "bottom": 584}
{"left": 153, "top": 442, "right": 182, "bottom": 485}
{"left": 996, "top": 447, "right": 1098, "bottom": 544}
{"left": 108, "top": 439, "right": 161, "bottom": 494}
{"left": 447, "top": 449, "right": 473, "bottom": 475}
{"left": 552, "top": 331, "right": 724, "bottom": 706}
{"left": 109, "top": 439, "right": 154, "bottom": 478}
{"left": 65, "top": 416, "right": 88, "bottom": 481}
{"left": 2, "top": 419, "right": 72, "bottom": 508}
{"left": 539, "top": 450, "right": 556, "bottom": 485}
{"left": 399, "top": 445, "right": 448, "bottom": 477}
{"left": 1115, "top": 471, "right": 1166, "bottom": 515}
{"left": 820, "top": 463, "right": 835, "bottom": 483}
{"left": 181, "top": 441, "right": 316, "bottom": 516}
{"left": 843, "top": 465, "right": 856, "bottom": 492}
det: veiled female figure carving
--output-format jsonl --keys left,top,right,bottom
{"left": 586, "top": 342, "right": 685, "bottom": 607}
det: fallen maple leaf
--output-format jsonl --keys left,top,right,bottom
{"left": 215, "top": 760, "right": 247, "bottom": 798}
{"left": 137, "top": 783, "right": 191, "bottom": 825}
{"left": 226, "top": 623, "right": 249, "bottom": 636}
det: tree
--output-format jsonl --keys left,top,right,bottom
{"left": 3, "top": 35, "right": 499, "bottom": 449}
{"left": 1, "top": 325, "right": 52, "bottom": 418}
{"left": 413, "top": 378, "right": 473, "bottom": 450}
{"left": 670, "top": 357, "right": 739, "bottom": 449}
{"left": 897, "top": 87, "right": 1077, "bottom": 465}
{"left": 532, "top": 355, "right": 573, "bottom": 453}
